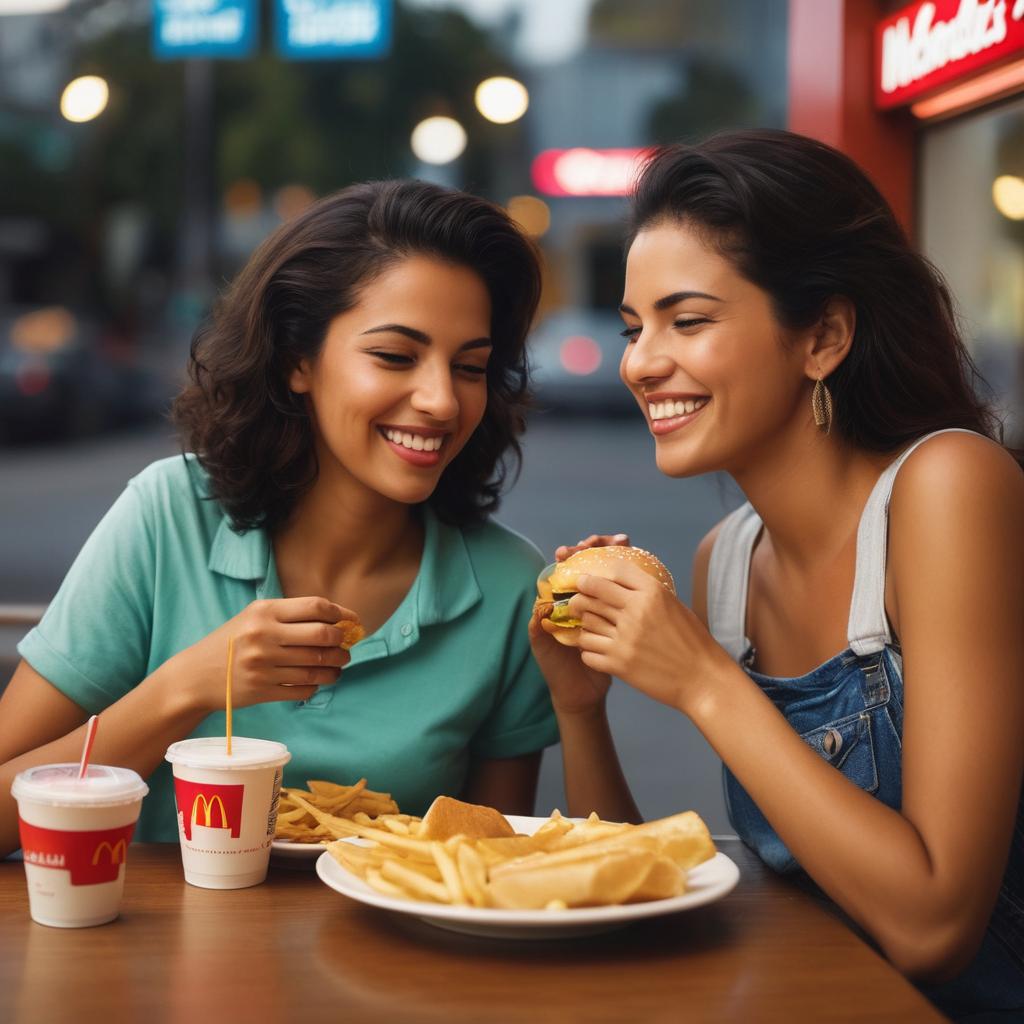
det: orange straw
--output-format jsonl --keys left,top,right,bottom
{"left": 77, "top": 714, "right": 99, "bottom": 779}
{"left": 225, "top": 636, "right": 234, "bottom": 756}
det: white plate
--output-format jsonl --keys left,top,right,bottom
{"left": 271, "top": 839, "right": 330, "bottom": 864}
{"left": 314, "top": 814, "right": 739, "bottom": 939}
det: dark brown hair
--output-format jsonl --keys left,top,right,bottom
{"left": 629, "top": 129, "right": 1017, "bottom": 462}
{"left": 173, "top": 180, "right": 542, "bottom": 531}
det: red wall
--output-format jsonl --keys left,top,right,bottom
{"left": 788, "top": 0, "right": 916, "bottom": 234}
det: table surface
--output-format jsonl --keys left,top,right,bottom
{"left": 1, "top": 840, "right": 946, "bottom": 1023}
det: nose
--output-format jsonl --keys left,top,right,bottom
{"left": 410, "top": 359, "right": 459, "bottom": 422}
{"left": 620, "top": 329, "right": 676, "bottom": 387}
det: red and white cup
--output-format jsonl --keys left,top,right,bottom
{"left": 12, "top": 764, "right": 149, "bottom": 928}
{"left": 165, "top": 737, "right": 291, "bottom": 890}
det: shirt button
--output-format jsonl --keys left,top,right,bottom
{"left": 400, "top": 624, "right": 413, "bottom": 637}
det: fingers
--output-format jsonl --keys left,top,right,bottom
{"left": 572, "top": 573, "right": 630, "bottom": 608}
{"left": 268, "top": 597, "right": 356, "bottom": 624}
{"left": 272, "top": 666, "right": 343, "bottom": 688}
{"left": 277, "top": 622, "right": 351, "bottom": 648}
{"left": 555, "top": 533, "right": 629, "bottom": 561}
{"left": 273, "top": 645, "right": 349, "bottom": 669}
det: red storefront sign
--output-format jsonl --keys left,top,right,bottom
{"left": 876, "top": 0, "right": 1024, "bottom": 109}
{"left": 531, "top": 148, "right": 651, "bottom": 198}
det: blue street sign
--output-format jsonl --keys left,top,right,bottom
{"left": 274, "top": 0, "right": 393, "bottom": 60}
{"left": 153, "top": 0, "right": 258, "bottom": 60}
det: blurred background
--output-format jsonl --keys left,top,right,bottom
{"left": 1, "top": 0, "right": 1021, "bottom": 831}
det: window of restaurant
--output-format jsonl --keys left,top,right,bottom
{"left": 920, "top": 96, "right": 1024, "bottom": 442}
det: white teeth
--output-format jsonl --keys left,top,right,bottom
{"left": 383, "top": 429, "right": 443, "bottom": 452}
{"left": 648, "top": 398, "right": 708, "bottom": 421}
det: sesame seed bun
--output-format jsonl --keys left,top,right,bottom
{"left": 537, "top": 546, "right": 675, "bottom": 647}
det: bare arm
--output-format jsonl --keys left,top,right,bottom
{"left": 0, "top": 596, "right": 357, "bottom": 857}
{"left": 580, "top": 434, "right": 1024, "bottom": 981}
{"left": 461, "top": 752, "right": 542, "bottom": 816}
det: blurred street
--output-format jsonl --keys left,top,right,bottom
{"left": 0, "top": 413, "right": 745, "bottom": 829}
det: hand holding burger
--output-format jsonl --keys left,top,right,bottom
{"left": 536, "top": 546, "right": 676, "bottom": 647}
{"left": 538, "top": 543, "right": 732, "bottom": 715}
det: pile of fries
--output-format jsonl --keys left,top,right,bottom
{"left": 280, "top": 783, "right": 716, "bottom": 911}
{"left": 275, "top": 779, "right": 415, "bottom": 843}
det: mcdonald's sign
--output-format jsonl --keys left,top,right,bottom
{"left": 173, "top": 778, "right": 244, "bottom": 842}
{"left": 18, "top": 821, "right": 136, "bottom": 886}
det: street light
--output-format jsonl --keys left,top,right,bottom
{"left": 60, "top": 76, "right": 109, "bottom": 124}
{"left": 475, "top": 76, "right": 529, "bottom": 124}
{"left": 410, "top": 116, "right": 467, "bottom": 165}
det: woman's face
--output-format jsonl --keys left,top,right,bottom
{"left": 619, "top": 219, "right": 807, "bottom": 478}
{"left": 290, "top": 255, "right": 492, "bottom": 506}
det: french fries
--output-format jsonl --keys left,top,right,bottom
{"left": 325, "top": 807, "right": 716, "bottom": 912}
{"left": 278, "top": 779, "right": 717, "bottom": 912}
{"left": 274, "top": 778, "right": 410, "bottom": 845}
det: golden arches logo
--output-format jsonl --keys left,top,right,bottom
{"left": 92, "top": 838, "right": 127, "bottom": 865}
{"left": 191, "top": 793, "right": 229, "bottom": 829}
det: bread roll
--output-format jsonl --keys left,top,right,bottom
{"left": 420, "top": 795, "right": 516, "bottom": 841}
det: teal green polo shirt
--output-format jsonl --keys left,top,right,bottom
{"left": 19, "top": 456, "right": 558, "bottom": 841}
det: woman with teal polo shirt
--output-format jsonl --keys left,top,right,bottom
{"left": 0, "top": 180, "right": 558, "bottom": 850}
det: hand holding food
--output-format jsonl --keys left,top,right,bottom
{"left": 165, "top": 597, "right": 363, "bottom": 713}
{"left": 536, "top": 546, "right": 675, "bottom": 648}
{"left": 564, "top": 553, "right": 732, "bottom": 714}
{"left": 553, "top": 532, "right": 631, "bottom": 562}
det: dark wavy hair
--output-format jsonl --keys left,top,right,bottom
{"left": 173, "top": 180, "right": 542, "bottom": 532}
{"left": 629, "top": 129, "right": 1018, "bottom": 463}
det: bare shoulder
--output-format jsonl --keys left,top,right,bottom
{"left": 691, "top": 517, "right": 728, "bottom": 624}
{"left": 890, "top": 432, "right": 1024, "bottom": 523}
{"left": 888, "top": 432, "right": 1024, "bottom": 589}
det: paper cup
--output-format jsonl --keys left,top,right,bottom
{"left": 165, "top": 737, "right": 290, "bottom": 890}
{"left": 12, "top": 764, "right": 149, "bottom": 928}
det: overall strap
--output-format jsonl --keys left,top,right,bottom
{"left": 847, "top": 428, "right": 981, "bottom": 656}
{"left": 707, "top": 502, "right": 763, "bottom": 661}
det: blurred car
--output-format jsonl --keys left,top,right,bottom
{"left": 527, "top": 308, "right": 637, "bottom": 416}
{"left": 0, "top": 306, "right": 160, "bottom": 441}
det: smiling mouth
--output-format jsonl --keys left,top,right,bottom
{"left": 379, "top": 427, "right": 446, "bottom": 453}
{"left": 646, "top": 397, "right": 710, "bottom": 435}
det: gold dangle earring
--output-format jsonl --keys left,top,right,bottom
{"left": 812, "top": 374, "right": 833, "bottom": 434}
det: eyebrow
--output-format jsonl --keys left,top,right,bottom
{"left": 360, "top": 323, "right": 492, "bottom": 351}
{"left": 618, "top": 291, "right": 724, "bottom": 316}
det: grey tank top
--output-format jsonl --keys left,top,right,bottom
{"left": 707, "top": 429, "right": 978, "bottom": 660}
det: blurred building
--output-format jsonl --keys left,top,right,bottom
{"left": 789, "top": 0, "right": 1024, "bottom": 444}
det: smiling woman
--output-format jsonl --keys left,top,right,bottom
{"left": 0, "top": 181, "right": 557, "bottom": 856}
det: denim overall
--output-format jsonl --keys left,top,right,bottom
{"left": 707, "top": 430, "right": 1024, "bottom": 1019}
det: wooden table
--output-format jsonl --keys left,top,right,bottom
{"left": 1, "top": 841, "right": 945, "bottom": 1023}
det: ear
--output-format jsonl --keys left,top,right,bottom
{"left": 288, "top": 358, "right": 313, "bottom": 395}
{"left": 802, "top": 296, "right": 855, "bottom": 380}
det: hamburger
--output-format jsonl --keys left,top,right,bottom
{"left": 535, "top": 546, "right": 675, "bottom": 647}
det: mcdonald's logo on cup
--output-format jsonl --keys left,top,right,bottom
{"left": 173, "top": 778, "right": 245, "bottom": 842}
{"left": 92, "top": 837, "right": 127, "bottom": 866}
{"left": 19, "top": 820, "right": 136, "bottom": 886}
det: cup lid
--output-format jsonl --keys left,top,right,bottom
{"left": 165, "top": 736, "right": 291, "bottom": 770}
{"left": 11, "top": 764, "right": 149, "bottom": 807}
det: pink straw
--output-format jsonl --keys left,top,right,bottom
{"left": 78, "top": 714, "right": 99, "bottom": 779}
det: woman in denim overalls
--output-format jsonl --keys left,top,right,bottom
{"left": 530, "top": 130, "right": 1024, "bottom": 1021}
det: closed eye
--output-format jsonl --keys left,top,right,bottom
{"left": 455, "top": 363, "right": 487, "bottom": 377}
{"left": 369, "top": 350, "right": 414, "bottom": 365}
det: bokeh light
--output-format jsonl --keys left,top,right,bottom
{"left": 274, "top": 184, "right": 316, "bottom": 221}
{"left": 60, "top": 76, "right": 109, "bottom": 123}
{"left": 475, "top": 77, "right": 529, "bottom": 124}
{"left": 992, "top": 175, "right": 1024, "bottom": 221}
{"left": 507, "top": 195, "right": 550, "bottom": 237}
{"left": 410, "top": 116, "right": 467, "bottom": 165}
